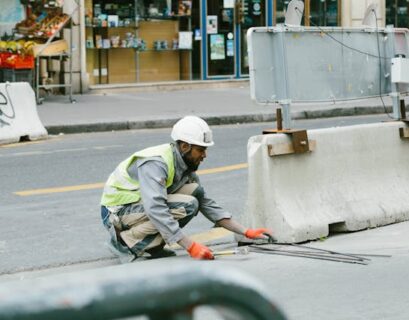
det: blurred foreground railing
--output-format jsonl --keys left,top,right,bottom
{"left": 0, "top": 261, "right": 286, "bottom": 320}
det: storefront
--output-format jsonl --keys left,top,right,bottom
{"left": 275, "top": 0, "right": 341, "bottom": 26}
{"left": 84, "top": 0, "right": 272, "bottom": 85}
{"left": 0, "top": 0, "right": 345, "bottom": 91}
{"left": 84, "top": 0, "right": 345, "bottom": 85}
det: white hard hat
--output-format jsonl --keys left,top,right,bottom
{"left": 171, "top": 116, "right": 214, "bottom": 147}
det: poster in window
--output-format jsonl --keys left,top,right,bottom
{"left": 252, "top": 0, "right": 262, "bottom": 16}
{"left": 207, "top": 15, "right": 218, "bottom": 34}
{"left": 222, "top": 8, "right": 233, "bottom": 23}
{"left": 179, "top": 31, "right": 193, "bottom": 49}
{"left": 226, "top": 39, "right": 234, "bottom": 57}
{"left": 194, "top": 28, "right": 201, "bottom": 40}
{"left": 210, "top": 34, "right": 225, "bottom": 60}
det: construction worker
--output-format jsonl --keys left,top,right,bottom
{"left": 100, "top": 115, "right": 271, "bottom": 261}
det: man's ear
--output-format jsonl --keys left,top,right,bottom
{"left": 178, "top": 141, "right": 191, "bottom": 154}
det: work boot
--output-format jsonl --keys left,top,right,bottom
{"left": 146, "top": 245, "right": 177, "bottom": 259}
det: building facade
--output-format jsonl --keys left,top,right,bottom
{"left": 1, "top": 0, "right": 406, "bottom": 93}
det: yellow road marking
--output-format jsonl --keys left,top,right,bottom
{"left": 15, "top": 183, "right": 105, "bottom": 196}
{"left": 197, "top": 163, "right": 248, "bottom": 175}
{"left": 14, "top": 163, "right": 248, "bottom": 196}
{"left": 0, "top": 140, "right": 46, "bottom": 148}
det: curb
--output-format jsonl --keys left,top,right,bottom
{"left": 45, "top": 105, "right": 404, "bottom": 135}
{"left": 88, "top": 79, "right": 250, "bottom": 94}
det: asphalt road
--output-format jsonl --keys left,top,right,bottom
{"left": 0, "top": 114, "right": 390, "bottom": 275}
{"left": 3, "top": 114, "right": 409, "bottom": 320}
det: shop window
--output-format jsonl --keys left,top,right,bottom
{"left": 275, "top": 0, "right": 291, "bottom": 25}
{"left": 240, "top": 0, "right": 266, "bottom": 75}
{"left": 85, "top": 0, "right": 195, "bottom": 85}
{"left": 308, "top": 0, "right": 339, "bottom": 27}
{"left": 386, "top": 0, "right": 409, "bottom": 28}
{"left": 274, "top": 0, "right": 340, "bottom": 27}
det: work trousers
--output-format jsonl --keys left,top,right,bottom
{"left": 101, "top": 183, "right": 202, "bottom": 256}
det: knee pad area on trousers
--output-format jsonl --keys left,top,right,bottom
{"left": 186, "top": 197, "right": 200, "bottom": 217}
{"left": 191, "top": 185, "right": 205, "bottom": 202}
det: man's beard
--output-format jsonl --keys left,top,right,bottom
{"left": 182, "top": 151, "right": 200, "bottom": 171}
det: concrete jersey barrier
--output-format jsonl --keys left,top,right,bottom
{"left": 242, "top": 122, "right": 409, "bottom": 243}
{"left": 0, "top": 82, "right": 47, "bottom": 145}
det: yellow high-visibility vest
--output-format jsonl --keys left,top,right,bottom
{"left": 101, "top": 144, "right": 175, "bottom": 207}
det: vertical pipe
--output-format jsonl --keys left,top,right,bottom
{"left": 277, "top": 28, "right": 292, "bottom": 129}
{"left": 387, "top": 26, "right": 400, "bottom": 119}
{"left": 400, "top": 99, "right": 407, "bottom": 119}
{"left": 35, "top": 57, "right": 40, "bottom": 104}
{"left": 79, "top": 0, "right": 87, "bottom": 93}
{"left": 268, "top": 0, "right": 273, "bottom": 26}
{"left": 70, "top": 17, "right": 73, "bottom": 101}
{"left": 305, "top": 0, "right": 310, "bottom": 26}
{"left": 201, "top": 0, "right": 207, "bottom": 80}
{"left": 235, "top": 18, "right": 240, "bottom": 78}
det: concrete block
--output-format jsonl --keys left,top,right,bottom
{"left": 242, "top": 122, "right": 409, "bottom": 243}
{"left": 0, "top": 82, "right": 47, "bottom": 145}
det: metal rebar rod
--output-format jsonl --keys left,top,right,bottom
{"left": 332, "top": 252, "right": 391, "bottom": 258}
{"left": 258, "top": 242, "right": 372, "bottom": 262}
{"left": 249, "top": 248, "right": 368, "bottom": 265}
{"left": 288, "top": 243, "right": 372, "bottom": 261}
{"left": 249, "top": 246, "right": 366, "bottom": 262}
{"left": 260, "top": 248, "right": 369, "bottom": 262}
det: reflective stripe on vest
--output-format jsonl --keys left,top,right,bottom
{"left": 101, "top": 144, "right": 175, "bottom": 206}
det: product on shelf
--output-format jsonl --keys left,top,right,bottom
{"left": 95, "top": 35, "right": 103, "bottom": 49}
{"left": 110, "top": 35, "right": 120, "bottom": 48}
{"left": 15, "top": 13, "right": 69, "bottom": 38}
{"left": 0, "top": 40, "right": 38, "bottom": 55}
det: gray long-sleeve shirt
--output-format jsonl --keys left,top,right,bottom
{"left": 126, "top": 144, "right": 232, "bottom": 244}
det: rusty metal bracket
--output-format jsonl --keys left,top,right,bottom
{"left": 263, "top": 108, "right": 315, "bottom": 156}
{"left": 399, "top": 127, "right": 409, "bottom": 139}
{"left": 400, "top": 100, "right": 407, "bottom": 121}
{"left": 264, "top": 129, "right": 316, "bottom": 156}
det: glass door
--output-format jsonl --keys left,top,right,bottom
{"left": 206, "top": 0, "right": 235, "bottom": 77}
{"left": 239, "top": 0, "right": 266, "bottom": 76}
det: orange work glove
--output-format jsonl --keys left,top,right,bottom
{"left": 245, "top": 228, "right": 272, "bottom": 239}
{"left": 187, "top": 242, "right": 214, "bottom": 260}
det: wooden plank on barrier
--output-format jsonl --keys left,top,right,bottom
{"left": 268, "top": 140, "right": 316, "bottom": 156}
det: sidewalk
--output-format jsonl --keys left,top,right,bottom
{"left": 37, "top": 80, "right": 406, "bottom": 134}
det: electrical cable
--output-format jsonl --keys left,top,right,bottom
{"left": 296, "top": 6, "right": 395, "bottom": 119}
{"left": 374, "top": 9, "right": 395, "bottom": 119}
{"left": 0, "top": 83, "right": 16, "bottom": 119}
{"left": 295, "top": 7, "right": 390, "bottom": 60}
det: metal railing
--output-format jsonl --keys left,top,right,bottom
{"left": 0, "top": 261, "right": 286, "bottom": 320}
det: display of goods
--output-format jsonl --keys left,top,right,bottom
{"left": 0, "top": 52, "right": 13, "bottom": 68}
{"left": 35, "top": 13, "right": 70, "bottom": 38}
{"left": 0, "top": 41, "right": 7, "bottom": 51}
{"left": 20, "top": 0, "right": 64, "bottom": 8}
{"left": 16, "top": 13, "right": 69, "bottom": 38}
{"left": 1, "top": 54, "right": 35, "bottom": 69}
{"left": 23, "top": 41, "right": 37, "bottom": 55}
{"left": 0, "top": 40, "right": 38, "bottom": 55}
{"left": 15, "top": 15, "right": 37, "bottom": 34}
